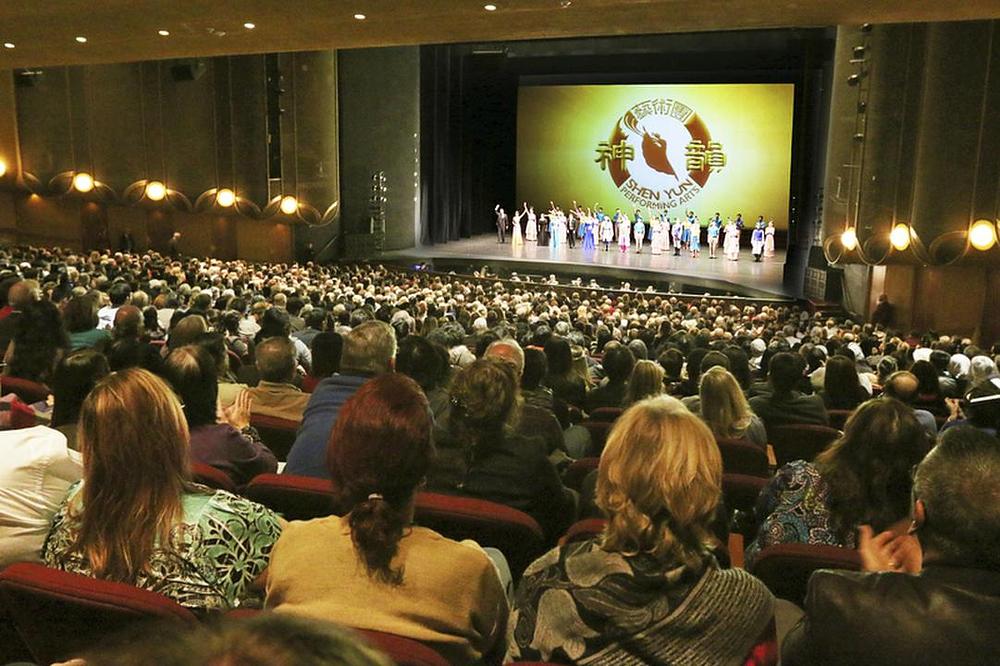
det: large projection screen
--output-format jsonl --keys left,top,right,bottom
{"left": 516, "top": 83, "right": 795, "bottom": 228}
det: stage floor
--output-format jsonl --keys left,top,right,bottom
{"left": 388, "top": 234, "right": 789, "bottom": 298}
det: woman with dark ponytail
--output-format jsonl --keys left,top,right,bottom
{"left": 265, "top": 373, "right": 508, "bottom": 664}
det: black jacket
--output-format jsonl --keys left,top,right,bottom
{"left": 783, "top": 565, "right": 1000, "bottom": 665}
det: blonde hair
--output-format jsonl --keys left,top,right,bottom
{"left": 596, "top": 396, "right": 721, "bottom": 568}
{"left": 623, "top": 359, "right": 665, "bottom": 405}
{"left": 71, "top": 368, "right": 191, "bottom": 583}
{"left": 698, "top": 365, "right": 753, "bottom": 439}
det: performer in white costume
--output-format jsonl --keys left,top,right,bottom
{"left": 617, "top": 212, "right": 631, "bottom": 253}
{"left": 723, "top": 218, "right": 741, "bottom": 261}
{"left": 511, "top": 206, "right": 524, "bottom": 248}
{"left": 523, "top": 203, "right": 537, "bottom": 243}
{"left": 764, "top": 220, "right": 776, "bottom": 257}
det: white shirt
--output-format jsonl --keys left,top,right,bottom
{"left": 0, "top": 426, "right": 83, "bottom": 567}
{"left": 96, "top": 305, "right": 119, "bottom": 330}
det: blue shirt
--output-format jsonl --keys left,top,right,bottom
{"left": 283, "top": 374, "right": 371, "bottom": 479}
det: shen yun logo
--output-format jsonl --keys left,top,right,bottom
{"left": 594, "top": 98, "right": 726, "bottom": 210}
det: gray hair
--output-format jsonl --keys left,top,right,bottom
{"left": 485, "top": 338, "right": 525, "bottom": 377}
{"left": 340, "top": 320, "right": 397, "bottom": 375}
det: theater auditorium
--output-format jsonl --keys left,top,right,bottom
{"left": 1, "top": 2, "right": 1000, "bottom": 665}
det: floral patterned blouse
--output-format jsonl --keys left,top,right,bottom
{"left": 744, "top": 460, "right": 856, "bottom": 566}
{"left": 42, "top": 483, "right": 283, "bottom": 612}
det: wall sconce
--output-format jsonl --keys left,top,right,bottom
{"left": 889, "top": 223, "right": 911, "bottom": 251}
{"left": 841, "top": 228, "right": 858, "bottom": 250}
{"left": 123, "top": 179, "right": 191, "bottom": 210}
{"left": 969, "top": 219, "right": 997, "bottom": 251}
{"left": 194, "top": 187, "right": 262, "bottom": 216}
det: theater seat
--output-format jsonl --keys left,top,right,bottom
{"left": 356, "top": 628, "right": 450, "bottom": 666}
{"left": 242, "top": 473, "right": 338, "bottom": 521}
{"left": 716, "top": 437, "right": 770, "bottom": 477}
{"left": 588, "top": 407, "right": 623, "bottom": 422}
{"left": 0, "top": 562, "right": 196, "bottom": 665}
{"left": 826, "top": 409, "right": 853, "bottom": 430}
{"left": 0, "top": 376, "right": 50, "bottom": 404}
{"left": 413, "top": 492, "right": 546, "bottom": 580}
{"left": 767, "top": 424, "right": 841, "bottom": 467}
{"left": 558, "top": 518, "right": 606, "bottom": 546}
{"left": 748, "top": 543, "right": 861, "bottom": 605}
{"left": 580, "top": 420, "right": 612, "bottom": 453}
{"left": 722, "top": 473, "right": 769, "bottom": 515}
{"left": 562, "top": 457, "right": 599, "bottom": 491}
{"left": 249, "top": 413, "right": 300, "bottom": 461}
{"left": 191, "top": 461, "right": 238, "bottom": 493}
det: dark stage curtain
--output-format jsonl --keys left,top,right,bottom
{"left": 420, "top": 45, "right": 516, "bottom": 245}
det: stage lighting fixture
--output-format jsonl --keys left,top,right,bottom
{"left": 216, "top": 188, "right": 236, "bottom": 207}
{"left": 890, "top": 224, "right": 911, "bottom": 251}
{"left": 280, "top": 195, "right": 299, "bottom": 215}
{"left": 145, "top": 180, "right": 166, "bottom": 201}
{"left": 969, "top": 219, "right": 997, "bottom": 251}
{"left": 841, "top": 228, "right": 858, "bottom": 251}
{"left": 0, "top": 159, "right": 7, "bottom": 177}
{"left": 72, "top": 172, "right": 95, "bottom": 193}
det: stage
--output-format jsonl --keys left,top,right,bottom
{"left": 385, "top": 234, "right": 791, "bottom": 300}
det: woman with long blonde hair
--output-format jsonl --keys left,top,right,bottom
{"left": 623, "top": 359, "right": 665, "bottom": 406}
{"left": 43, "top": 368, "right": 282, "bottom": 612}
{"left": 698, "top": 365, "right": 767, "bottom": 447}
{"left": 508, "top": 396, "right": 773, "bottom": 664}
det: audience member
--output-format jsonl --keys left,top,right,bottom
{"left": 246, "top": 336, "right": 311, "bottom": 422}
{"left": 698, "top": 365, "right": 767, "bottom": 447}
{"left": 622, "top": 359, "right": 665, "bottom": 406}
{"left": 63, "top": 295, "right": 110, "bottom": 351}
{"left": 303, "top": 330, "right": 343, "bottom": 392}
{"left": 749, "top": 352, "right": 829, "bottom": 434}
{"left": 820, "top": 355, "right": 870, "bottom": 410}
{"left": 585, "top": 343, "right": 635, "bottom": 411}
{"left": 3, "top": 298, "right": 68, "bottom": 384}
{"left": 882, "top": 370, "right": 939, "bottom": 438}
{"left": 49, "top": 349, "right": 110, "bottom": 450}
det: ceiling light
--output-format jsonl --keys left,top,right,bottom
{"left": 354, "top": 13, "right": 366, "bottom": 20}
{"left": 2, "top": 43, "right": 14, "bottom": 49}
{"left": 279, "top": 195, "right": 298, "bottom": 215}
{"left": 840, "top": 228, "right": 858, "bottom": 251}
{"left": 889, "top": 224, "right": 910, "bottom": 251}
{"left": 72, "top": 172, "right": 95, "bottom": 193}
{"left": 484, "top": 4, "right": 497, "bottom": 11}
{"left": 243, "top": 22, "right": 256, "bottom": 29}
{"left": 969, "top": 219, "right": 997, "bottom": 251}
{"left": 75, "top": 36, "right": 88, "bottom": 44}
{"left": 157, "top": 30, "right": 170, "bottom": 36}
{"left": 216, "top": 188, "right": 236, "bottom": 207}
{"left": 145, "top": 180, "right": 167, "bottom": 202}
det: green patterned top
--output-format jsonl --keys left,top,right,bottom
{"left": 42, "top": 483, "right": 283, "bottom": 612}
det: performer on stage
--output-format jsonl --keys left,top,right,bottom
{"left": 734, "top": 212, "right": 745, "bottom": 230}
{"left": 524, "top": 203, "right": 537, "bottom": 243}
{"left": 582, "top": 209, "right": 596, "bottom": 251}
{"left": 633, "top": 212, "right": 646, "bottom": 254}
{"left": 538, "top": 209, "right": 548, "bottom": 247}
{"left": 617, "top": 210, "right": 631, "bottom": 253}
{"left": 723, "top": 217, "right": 741, "bottom": 261}
{"left": 706, "top": 214, "right": 721, "bottom": 259}
{"left": 650, "top": 215, "right": 663, "bottom": 255}
{"left": 764, "top": 219, "right": 776, "bottom": 257}
{"left": 511, "top": 206, "right": 525, "bottom": 248}
{"left": 681, "top": 211, "right": 693, "bottom": 249}
{"left": 751, "top": 219, "right": 766, "bottom": 262}
{"left": 672, "top": 218, "right": 684, "bottom": 256}
{"left": 567, "top": 208, "right": 578, "bottom": 249}
{"left": 689, "top": 216, "right": 701, "bottom": 258}
{"left": 494, "top": 205, "right": 508, "bottom": 244}
{"left": 599, "top": 212, "right": 614, "bottom": 251}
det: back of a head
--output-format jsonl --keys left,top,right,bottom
{"left": 310, "top": 331, "right": 343, "bottom": 378}
{"left": 910, "top": 360, "right": 940, "bottom": 395}
{"left": 597, "top": 395, "right": 721, "bottom": 569}
{"left": 543, "top": 336, "right": 574, "bottom": 376}
{"left": 108, "top": 281, "right": 132, "bottom": 307}
{"left": 163, "top": 345, "right": 219, "bottom": 428}
{"left": 602, "top": 344, "right": 636, "bottom": 384}
{"left": 257, "top": 307, "right": 292, "bottom": 340}
{"left": 340, "top": 320, "right": 397, "bottom": 375}
{"left": 767, "top": 352, "right": 804, "bottom": 395}
{"left": 255, "top": 336, "right": 297, "bottom": 383}
{"left": 624, "top": 359, "right": 665, "bottom": 405}
{"left": 327, "top": 374, "right": 432, "bottom": 585}
{"left": 51, "top": 349, "right": 110, "bottom": 428}
{"left": 305, "top": 307, "right": 327, "bottom": 331}
{"left": 395, "top": 335, "right": 445, "bottom": 390}
{"left": 824, "top": 355, "right": 862, "bottom": 398}
{"left": 685, "top": 347, "right": 709, "bottom": 383}
{"left": 657, "top": 347, "right": 684, "bottom": 379}
{"left": 113, "top": 305, "right": 143, "bottom": 339}
{"left": 169, "top": 314, "right": 209, "bottom": 349}
{"left": 929, "top": 349, "right": 950, "bottom": 373}
{"left": 884, "top": 370, "right": 919, "bottom": 403}
{"left": 449, "top": 356, "right": 519, "bottom": 436}
{"left": 485, "top": 338, "right": 525, "bottom": 378}
{"left": 521, "top": 347, "right": 548, "bottom": 390}
{"left": 698, "top": 366, "right": 752, "bottom": 438}
{"left": 699, "top": 350, "right": 731, "bottom": 375}
{"left": 62, "top": 295, "right": 99, "bottom": 333}
{"left": 914, "top": 426, "right": 1000, "bottom": 569}
{"left": 8, "top": 279, "right": 39, "bottom": 309}
{"left": 970, "top": 355, "right": 998, "bottom": 386}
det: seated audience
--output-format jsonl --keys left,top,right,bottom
{"left": 508, "top": 396, "right": 773, "bottom": 664}
{"left": 911, "top": 358, "right": 949, "bottom": 416}
{"left": 163, "top": 345, "right": 277, "bottom": 485}
{"left": 396, "top": 335, "right": 451, "bottom": 421}
{"left": 622, "top": 359, "right": 665, "bottom": 406}
{"left": 882, "top": 370, "right": 939, "bottom": 438}
{"left": 698, "top": 365, "right": 767, "bottom": 447}
{"left": 520, "top": 347, "right": 555, "bottom": 412}
{"left": 3, "top": 298, "right": 68, "bottom": 384}
{"left": 266, "top": 374, "right": 508, "bottom": 664}
{"left": 783, "top": 427, "right": 1000, "bottom": 665}
{"left": 585, "top": 343, "right": 635, "bottom": 412}
{"left": 63, "top": 295, "right": 110, "bottom": 351}
{"left": 50, "top": 348, "right": 110, "bottom": 450}
{"left": 285, "top": 321, "right": 396, "bottom": 479}
{"left": 543, "top": 337, "right": 587, "bottom": 409}
{"left": 255, "top": 307, "right": 311, "bottom": 373}
{"left": 43, "top": 368, "right": 283, "bottom": 611}
{"left": 0, "top": 426, "right": 82, "bottom": 566}
{"left": 746, "top": 397, "right": 928, "bottom": 564}
{"left": 749, "top": 352, "right": 829, "bottom": 434}
{"left": 97, "top": 281, "right": 131, "bottom": 329}
{"left": 246, "top": 336, "right": 311, "bottom": 422}
{"left": 302, "top": 331, "right": 343, "bottom": 393}
{"left": 820, "top": 354, "right": 870, "bottom": 410}
{"left": 428, "top": 357, "right": 576, "bottom": 540}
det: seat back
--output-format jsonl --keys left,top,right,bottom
{"left": 716, "top": 438, "right": 769, "bottom": 477}
{"left": 558, "top": 518, "right": 606, "bottom": 547}
{"left": 722, "top": 473, "right": 769, "bottom": 515}
{"left": 0, "top": 562, "right": 196, "bottom": 665}
{"left": 356, "top": 629, "right": 450, "bottom": 666}
{"left": 0, "top": 376, "right": 51, "bottom": 404}
{"left": 191, "top": 462, "right": 237, "bottom": 493}
{"left": 249, "top": 413, "right": 300, "bottom": 461}
{"left": 413, "top": 492, "right": 546, "bottom": 579}
{"left": 562, "top": 457, "right": 599, "bottom": 492}
{"left": 580, "top": 420, "right": 612, "bottom": 453}
{"left": 588, "top": 407, "right": 623, "bottom": 423}
{"left": 826, "top": 409, "right": 853, "bottom": 430}
{"left": 748, "top": 543, "right": 861, "bottom": 605}
{"left": 242, "top": 473, "right": 338, "bottom": 521}
{"left": 768, "top": 424, "right": 841, "bottom": 467}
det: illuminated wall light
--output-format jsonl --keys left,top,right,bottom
{"left": 243, "top": 22, "right": 256, "bottom": 29}
{"left": 157, "top": 29, "right": 170, "bottom": 36}
{"left": 75, "top": 36, "right": 88, "bottom": 43}
{"left": 889, "top": 223, "right": 911, "bottom": 251}
{"left": 2, "top": 43, "right": 14, "bottom": 49}
{"left": 216, "top": 188, "right": 236, "bottom": 207}
{"left": 279, "top": 195, "right": 299, "bottom": 215}
{"left": 840, "top": 228, "right": 858, "bottom": 251}
{"left": 145, "top": 180, "right": 167, "bottom": 201}
{"left": 969, "top": 219, "right": 997, "bottom": 251}
{"left": 0, "top": 159, "right": 7, "bottom": 177}
{"left": 72, "top": 172, "right": 95, "bottom": 193}
{"left": 484, "top": 4, "right": 497, "bottom": 11}
{"left": 353, "top": 13, "right": 366, "bottom": 20}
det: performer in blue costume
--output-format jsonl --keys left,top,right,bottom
{"left": 751, "top": 218, "right": 766, "bottom": 262}
{"left": 582, "top": 209, "right": 596, "bottom": 251}
{"left": 633, "top": 212, "right": 646, "bottom": 253}
{"left": 706, "top": 213, "right": 721, "bottom": 259}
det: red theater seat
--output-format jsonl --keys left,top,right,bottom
{"left": 413, "top": 492, "right": 546, "bottom": 579}
{"left": 191, "top": 461, "right": 238, "bottom": 493}
{"left": 749, "top": 543, "right": 861, "bottom": 606}
{"left": 722, "top": 473, "right": 769, "bottom": 515}
{"left": 558, "top": 518, "right": 606, "bottom": 547}
{"left": 767, "top": 424, "right": 841, "bottom": 467}
{"left": 0, "top": 376, "right": 50, "bottom": 404}
{"left": 249, "top": 413, "right": 300, "bottom": 461}
{"left": 716, "top": 437, "right": 770, "bottom": 477}
{"left": 588, "top": 406, "right": 623, "bottom": 422}
{"left": 826, "top": 409, "right": 853, "bottom": 430}
{"left": 242, "top": 473, "right": 338, "bottom": 521}
{"left": 580, "top": 420, "right": 612, "bottom": 452}
{"left": 0, "top": 562, "right": 196, "bottom": 665}
{"left": 356, "top": 628, "right": 450, "bottom": 666}
{"left": 562, "top": 457, "right": 599, "bottom": 492}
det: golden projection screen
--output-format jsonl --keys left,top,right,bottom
{"left": 516, "top": 83, "right": 795, "bottom": 228}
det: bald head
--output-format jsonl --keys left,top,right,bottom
{"left": 485, "top": 338, "right": 525, "bottom": 377}
{"left": 884, "top": 371, "right": 919, "bottom": 404}
{"left": 113, "top": 305, "right": 143, "bottom": 339}
{"left": 8, "top": 280, "right": 39, "bottom": 309}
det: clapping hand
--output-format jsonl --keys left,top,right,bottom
{"left": 858, "top": 524, "right": 922, "bottom": 574}
{"left": 223, "top": 389, "right": 253, "bottom": 431}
